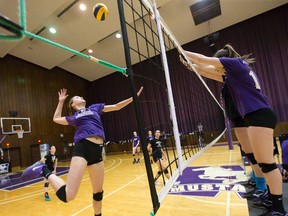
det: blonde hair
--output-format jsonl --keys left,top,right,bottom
{"left": 214, "top": 44, "right": 255, "bottom": 64}
{"left": 68, "top": 97, "right": 75, "bottom": 115}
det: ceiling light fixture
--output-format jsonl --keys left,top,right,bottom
{"left": 116, "top": 33, "right": 122, "bottom": 38}
{"left": 49, "top": 27, "right": 56, "bottom": 34}
{"left": 79, "top": 3, "right": 86, "bottom": 11}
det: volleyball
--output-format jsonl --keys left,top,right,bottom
{"left": 93, "top": 3, "right": 108, "bottom": 21}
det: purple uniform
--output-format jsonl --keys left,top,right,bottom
{"left": 220, "top": 58, "right": 271, "bottom": 117}
{"left": 132, "top": 136, "right": 140, "bottom": 147}
{"left": 282, "top": 140, "right": 288, "bottom": 164}
{"left": 66, "top": 104, "right": 105, "bottom": 144}
{"left": 146, "top": 136, "right": 153, "bottom": 142}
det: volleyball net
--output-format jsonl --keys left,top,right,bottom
{"left": 117, "top": 0, "right": 226, "bottom": 214}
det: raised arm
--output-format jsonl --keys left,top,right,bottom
{"left": 193, "top": 64, "right": 225, "bottom": 82}
{"left": 179, "top": 54, "right": 224, "bottom": 82}
{"left": 103, "top": 86, "right": 143, "bottom": 113}
{"left": 53, "top": 88, "right": 69, "bottom": 125}
{"left": 183, "top": 50, "right": 223, "bottom": 68}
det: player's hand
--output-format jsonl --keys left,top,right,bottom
{"left": 179, "top": 54, "right": 189, "bottom": 67}
{"left": 58, "top": 88, "right": 69, "bottom": 102}
{"left": 137, "top": 86, "right": 143, "bottom": 97}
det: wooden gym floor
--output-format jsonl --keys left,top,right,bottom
{"left": 1, "top": 143, "right": 286, "bottom": 216}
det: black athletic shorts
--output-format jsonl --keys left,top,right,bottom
{"left": 73, "top": 139, "right": 103, "bottom": 165}
{"left": 244, "top": 108, "right": 277, "bottom": 129}
{"left": 152, "top": 149, "right": 162, "bottom": 163}
{"left": 230, "top": 116, "right": 248, "bottom": 128}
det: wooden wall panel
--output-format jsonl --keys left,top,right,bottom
{"left": 0, "top": 55, "right": 89, "bottom": 167}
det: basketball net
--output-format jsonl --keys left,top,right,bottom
{"left": 16, "top": 130, "right": 24, "bottom": 138}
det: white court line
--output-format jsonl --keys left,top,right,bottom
{"left": 183, "top": 195, "right": 246, "bottom": 207}
{"left": 1, "top": 158, "right": 118, "bottom": 192}
{"left": 178, "top": 149, "right": 247, "bottom": 212}
{"left": 0, "top": 157, "right": 122, "bottom": 204}
{"left": 71, "top": 159, "right": 160, "bottom": 216}
{"left": 226, "top": 149, "right": 233, "bottom": 216}
{"left": 71, "top": 172, "right": 148, "bottom": 216}
{"left": 226, "top": 191, "right": 231, "bottom": 216}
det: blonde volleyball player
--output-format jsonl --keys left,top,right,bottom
{"left": 22, "top": 87, "right": 143, "bottom": 216}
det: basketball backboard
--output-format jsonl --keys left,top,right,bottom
{"left": 0, "top": 118, "right": 31, "bottom": 135}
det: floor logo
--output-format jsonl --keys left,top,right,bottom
{"left": 169, "top": 165, "right": 247, "bottom": 198}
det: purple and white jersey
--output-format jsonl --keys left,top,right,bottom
{"left": 146, "top": 135, "right": 153, "bottom": 142}
{"left": 132, "top": 136, "right": 140, "bottom": 147}
{"left": 66, "top": 104, "right": 105, "bottom": 144}
{"left": 220, "top": 58, "right": 271, "bottom": 117}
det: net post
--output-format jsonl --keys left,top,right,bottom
{"left": 152, "top": 1, "right": 184, "bottom": 174}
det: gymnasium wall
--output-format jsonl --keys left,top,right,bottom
{"left": 0, "top": 55, "right": 89, "bottom": 167}
{"left": 182, "top": 4, "right": 288, "bottom": 122}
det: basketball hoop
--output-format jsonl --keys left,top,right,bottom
{"left": 16, "top": 130, "right": 24, "bottom": 138}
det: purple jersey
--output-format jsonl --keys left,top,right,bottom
{"left": 146, "top": 136, "right": 153, "bottom": 142}
{"left": 220, "top": 58, "right": 271, "bottom": 117}
{"left": 66, "top": 104, "right": 105, "bottom": 143}
{"left": 282, "top": 140, "right": 288, "bottom": 164}
{"left": 132, "top": 136, "right": 140, "bottom": 147}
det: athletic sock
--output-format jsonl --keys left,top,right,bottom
{"left": 270, "top": 194, "right": 285, "bottom": 213}
{"left": 266, "top": 185, "right": 272, "bottom": 200}
{"left": 255, "top": 177, "right": 266, "bottom": 191}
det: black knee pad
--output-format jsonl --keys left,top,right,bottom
{"left": 157, "top": 171, "right": 162, "bottom": 175}
{"left": 56, "top": 185, "right": 67, "bottom": 203}
{"left": 93, "top": 191, "right": 103, "bottom": 201}
{"left": 44, "top": 182, "right": 49, "bottom": 187}
{"left": 245, "top": 153, "right": 258, "bottom": 165}
{"left": 164, "top": 169, "right": 169, "bottom": 174}
{"left": 258, "top": 163, "right": 277, "bottom": 173}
